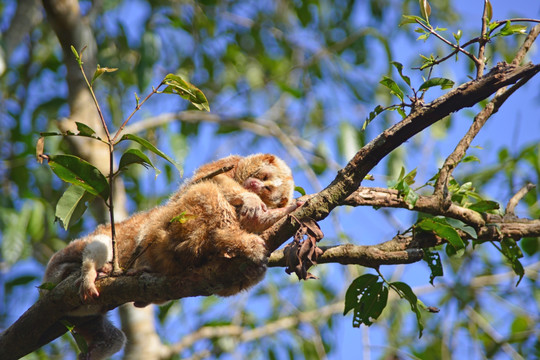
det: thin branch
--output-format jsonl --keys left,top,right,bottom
{"left": 264, "top": 62, "right": 540, "bottom": 252}
{"left": 123, "top": 110, "right": 340, "bottom": 186}
{"left": 506, "top": 183, "right": 536, "bottom": 216}
{"left": 434, "top": 56, "right": 540, "bottom": 201}
{"left": 513, "top": 24, "right": 540, "bottom": 65}
{"left": 415, "top": 19, "right": 480, "bottom": 66}
{"left": 168, "top": 302, "right": 343, "bottom": 355}
{"left": 3, "top": 57, "right": 540, "bottom": 360}
{"left": 111, "top": 85, "right": 164, "bottom": 143}
{"left": 76, "top": 52, "right": 122, "bottom": 273}
{"left": 169, "top": 261, "right": 540, "bottom": 357}
{"left": 123, "top": 111, "right": 314, "bottom": 152}
{"left": 477, "top": 0, "right": 490, "bottom": 77}
{"left": 268, "top": 215, "right": 540, "bottom": 269}
{"left": 465, "top": 305, "right": 525, "bottom": 360}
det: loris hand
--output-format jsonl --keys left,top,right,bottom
{"left": 239, "top": 192, "right": 268, "bottom": 218}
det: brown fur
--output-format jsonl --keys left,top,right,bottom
{"left": 41, "top": 153, "right": 298, "bottom": 360}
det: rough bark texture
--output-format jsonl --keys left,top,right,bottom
{"left": 1, "top": 60, "right": 539, "bottom": 359}
{"left": 2, "top": 1, "right": 540, "bottom": 358}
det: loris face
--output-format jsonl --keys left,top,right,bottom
{"left": 235, "top": 154, "right": 294, "bottom": 209}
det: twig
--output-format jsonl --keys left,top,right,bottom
{"left": 506, "top": 183, "right": 536, "bottom": 216}
{"left": 111, "top": 85, "right": 164, "bottom": 143}
{"left": 415, "top": 19, "right": 480, "bottom": 66}
{"left": 465, "top": 305, "right": 524, "bottom": 360}
{"left": 513, "top": 24, "right": 540, "bottom": 65}
{"left": 433, "top": 26, "right": 540, "bottom": 201}
{"left": 413, "top": 37, "right": 481, "bottom": 69}
{"left": 76, "top": 50, "right": 121, "bottom": 274}
{"left": 264, "top": 62, "right": 540, "bottom": 252}
{"left": 168, "top": 302, "right": 343, "bottom": 355}
{"left": 477, "top": 0, "right": 490, "bottom": 78}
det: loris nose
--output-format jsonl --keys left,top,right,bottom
{"left": 245, "top": 178, "right": 262, "bottom": 191}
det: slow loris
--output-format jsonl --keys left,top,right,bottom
{"left": 41, "top": 153, "right": 299, "bottom": 360}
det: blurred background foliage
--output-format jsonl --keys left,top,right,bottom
{"left": 1, "top": 0, "right": 539, "bottom": 359}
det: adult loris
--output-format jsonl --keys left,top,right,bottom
{"left": 132, "top": 153, "right": 300, "bottom": 297}
{"left": 41, "top": 153, "right": 299, "bottom": 360}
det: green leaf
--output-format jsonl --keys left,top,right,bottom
{"left": 461, "top": 155, "right": 480, "bottom": 163}
{"left": 391, "top": 281, "right": 424, "bottom": 337}
{"left": 419, "top": 0, "right": 431, "bottom": 24}
{"left": 468, "top": 200, "right": 499, "bottom": 213}
{"left": 62, "top": 319, "right": 89, "bottom": 354}
{"left": 403, "top": 168, "right": 417, "bottom": 186}
{"left": 344, "top": 275, "right": 388, "bottom": 327}
{"left": 338, "top": 122, "right": 361, "bottom": 161}
{"left": 499, "top": 238, "right": 525, "bottom": 286}
{"left": 419, "top": 53, "right": 436, "bottom": 70}
{"left": 117, "top": 133, "right": 181, "bottom": 174}
{"left": 295, "top": 186, "right": 306, "bottom": 196}
{"left": 391, "top": 61, "right": 411, "bottom": 87}
{"left": 170, "top": 211, "right": 197, "bottom": 224}
{"left": 501, "top": 237, "right": 524, "bottom": 260}
{"left": 497, "top": 21, "right": 527, "bottom": 37}
{"left": 487, "top": 22, "right": 500, "bottom": 34}
{"left": 48, "top": 154, "right": 109, "bottom": 200}
{"left": 343, "top": 274, "right": 379, "bottom": 315}
{"left": 55, "top": 185, "right": 96, "bottom": 230}
{"left": 399, "top": 15, "right": 424, "bottom": 26}
{"left": 485, "top": 0, "right": 493, "bottom": 22}
{"left": 118, "top": 148, "right": 161, "bottom": 176}
{"left": 453, "top": 30, "right": 463, "bottom": 42}
{"left": 91, "top": 64, "right": 118, "bottom": 85}
{"left": 445, "top": 218, "right": 478, "bottom": 239}
{"left": 521, "top": 237, "right": 539, "bottom": 256}
{"left": 362, "top": 105, "right": 384, "bottom": 131}
{"left": 419, "top": 77, "right": 455, "bottom": 91}
{"left": 417, "top": 32, "right": 430, "bottom": 41}
{"left": 70, "top": 46, "right": 82, "bottom": 66}
{"left": 162, "top": 73, "right": 210, "bottom": 111}
{"left": 403, "top": 188, "right": 419, "bottom": 209}
{"left": 380, "top": 76, "right": 404, "bottom": 102}
{"left": 423, "top": 249, "right": 443, "bottom": 285}
{"left": 0, "top": 205, "right": 32, "bottom": 264}
{"left": 38, "top": 282, "right": 57, "bottom": 291}
{"left": 389, "top": 168, "right": 418, "bottom": 209}
{"left": 74, "top": 122, "right": 102, "bottom": 140}
{"left": 417, "top": 217, "right": 465, "bottom": 251}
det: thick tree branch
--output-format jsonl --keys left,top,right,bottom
{"left": 2, "top": 61, "right": 539, "bottom": 359}
{"left": 264, "top": 61, "right": 540, "bottom": 252}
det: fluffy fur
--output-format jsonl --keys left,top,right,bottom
{"left": 41, "top": 153, "right": 298, "bottom": 359}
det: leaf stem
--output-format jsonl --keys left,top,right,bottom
{"left": 77, "top": 51, "right": 121, "bottom": 274}
{"left": 415, "top": 19, "right": 480, "bottom": 67}
{"left": 112, "top": 82, "right": 165, "bottom": 143}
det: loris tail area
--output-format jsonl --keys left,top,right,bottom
{"left": 41, "top": 153, "right": 300, "bottom": 360}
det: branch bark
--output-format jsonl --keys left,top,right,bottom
{"left": 263, "top": 61, "right": 540, "bottom": 253}
{"left": 2, "top": 60, "right": 539, "bottom": 359}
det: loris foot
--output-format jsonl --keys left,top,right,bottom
{"left": 80, "top": 276, "right": 100, "bottom": 302}
{"left": 79, "top": 266, "right": 111, "bottom": 302}
{"left": 242, "top": 234, "right": 268, "bottom": 263}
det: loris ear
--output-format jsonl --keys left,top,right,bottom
{"left": 260, "top": 154, "right": 277, "bottom": 165}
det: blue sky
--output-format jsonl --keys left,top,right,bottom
{"left": 2, "top": 1, "right": 540, "bottom": 359}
